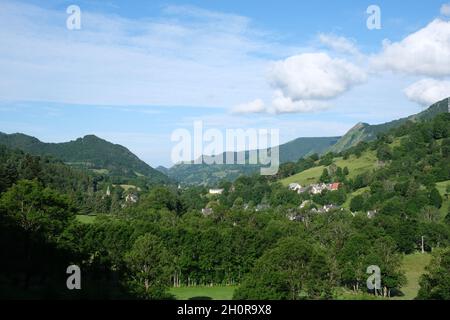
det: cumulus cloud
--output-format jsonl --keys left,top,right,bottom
{"left": 231, "top": 52, "right": 366, "bottom": 115}
{"left": 269, "top": 91, "right": 329, "bottom": 114}
{"left": 231, "top": 99, "right": 265, "bottom": 114}
{"left": 318, "top": 33, "right": 359, "bottom": 55}
{"left": 371, "top": 19, "right": 450, "bottom": 77}
{"left": 404, "top": 78, "right": 450, "bottom": 106}
{"left": 441, "top": 3, "right": 450, "bottom": 16}
{"left": 269, "top": 53, "right": 366, "bottom": 101}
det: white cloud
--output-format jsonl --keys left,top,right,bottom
{"left": 404, "top": 78, "right": 450, "bottom": 106}
{"left": 230, "top": 52, "right": 366, "bottom": 115}
{"left": 318, "top": 33, "right": 359, "bottom": 55}
{"left": 269, "top": 53, "right": 366, "bottom": 101}
{"left": 269, "top": 91, "right": 329, "bottom": 114}
{"left": 231, "top": 99, "right": 265, "bottom": 114}
{"left": 371, "top": 19, "right": 450, "bottom": 77}
{"left": 441, "top": 3, "right": 450, "bottom": 16}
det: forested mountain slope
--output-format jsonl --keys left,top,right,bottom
{"left": 330, "top": 98, "right": 449, "bottom": 153}
{"left": 0, "top": 133, "right": 170, "bottom": 185}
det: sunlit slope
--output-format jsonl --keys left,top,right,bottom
{"left": 281, "top": 151, "right": 378, "bottom": 186}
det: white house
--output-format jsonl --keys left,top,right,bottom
{"left": 209, "top": 189, "right": 224, "bottom": 195}
{"left": 367, "top": 210, "right": 378, "bottom": 219}
{"left": 310, "top": 183, "right": 327, "bottom": 195}
{"left": 201, "top": 208, "right": 213, "bottom": 216}
{"left": 289, "top": 183, "right": 309, "bottom": 194}
{"left": 299, "top": 200, "right": 311, "bottom": 209}
{"left": 125, "top": 194, "right": 138, "bottom": 203}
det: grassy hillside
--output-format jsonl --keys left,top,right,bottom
{"left": 395, "top": 253, "right": 432, "bottom": 300}
{"left": 342, "top": 187, "right": 370, "bottom": 209}
{"left": 281, "top": 151, "right": 378, "bottom": 186}
{"left": 76, "top": 215, "right": 97, "bottom": 224}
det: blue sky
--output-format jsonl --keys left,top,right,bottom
{"left": 1, "top": 0, "right": 450, "bottom": 167}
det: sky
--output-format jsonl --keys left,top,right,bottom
{"left": 1, "top": 0, "right": 450, "bottom": 167}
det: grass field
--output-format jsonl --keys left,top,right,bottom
{"left": 170, "top": 286, "right": 236, "bottom": 300}
{"left": 76, "top": 214, "right": 97, "bottom": 224}
{"left": 342, "top": 187, "right": 370, "bottom": 209}
{"left": 281, "top": 151, "right": 377, "bottom": 186}
{"left": 113, "top": 184, "right": 141, "bottom": 191}
{"left": 394, "top": 253, "right": 431, "bottom": 300}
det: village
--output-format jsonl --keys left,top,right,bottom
{"left": 200, "top": 182, "right": 379, "bottom": 221}
{"left": 201, "top": 182, "right": 345, "bottom": 218}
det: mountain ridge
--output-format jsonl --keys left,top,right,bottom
{"left": 0, "top": 132, "right": 170, "bottom": 184}
{"left": 330, "top": 98, "right": 450, "bottom": 153}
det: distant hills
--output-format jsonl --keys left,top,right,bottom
{"left": 0, "top": 133, "right": 170, "bottom": 185}
{"left": 1, "top": 98, "right": 448, "bottom": 187}
{"left": 163, "top": 136, "right": 340, "bottom": 185}
{"left": 163, "top": 98, "right": 449, "bottom": 185}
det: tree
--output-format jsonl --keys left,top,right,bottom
{"left": 343, "top": 167, "right": 349, "bottom": 176}
{"left": 233, "top": 237, "right": 333, "bottom": 300}
{"left": 445, "top": 207, "right": 450, "bottom": 225}
{"left": 0, "top": 179, "right": 74, "bottom": 238}
{"left": 0, "top": 179, "right": 75, "bottom": 292}
{"left": 309, "top": 153, "right": 319, "bottom": 162}
{"left": 320, "top": 169, "right": 331, "bottom": 183}
{"left": 377, "top": 144, "right": 392, "bottom": 161}
{"left": 124, "top": 234, "right": 174, "bottom": 299}
{"left": 429, "top": 188, "right": 443, "bottom": 209}
{"left": 417, "top": 248, "right": 450, "bottom": 299}
{"left": 350, "top": 195, "right": 365, "bottom": 212}
{"left": 419, "top": 206, "right": 440, "bottom": 223}
{"left": 140, "top": 186, "right": 179, "bottom": 213}
{"left": 370, "top": 238, "right": 406, "bottom": 297}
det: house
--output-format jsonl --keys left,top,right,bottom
{"left": 209, "top": 188, "right": 224, "bottom": 195}
{"left": 288, "top": 183, "right": 309, "bottom": 194}
{"left": 310, "top": 183, "right": 327, "bottom": 195}
{"left": 367, "top": 210, "right": 378, "bottom": 219}
{"left": 328, "top": 182, "right": 341, "bottom": 191}
{"left": 125, "top": 193, "right": 138, "bottom": 203}
{"left": 287, "top": 210, "right": 297, "bottom": 221}
{"left": 299, "top": 200, "right": 311, "bottom": 209}
{"left": 201, "top": 208, "right": 213, "bottom": 216}
{"left": 322, "top": 204, "right": 340, "bottom": 213}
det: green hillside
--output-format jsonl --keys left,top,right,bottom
{"left": 395, "top": 253, "right": 432, "bottom": 300}
{"left": 330, "top": 98, "right": 449, "bottom": 153}
{"left": 0, "top": 132, "right": 170, "bottom": 184}
{"left": 281, "top": 150, "right": 378, "bottom": 186}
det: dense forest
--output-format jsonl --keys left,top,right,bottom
{"left": 0, "top": 112, "right": 449, "bottom": 300}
